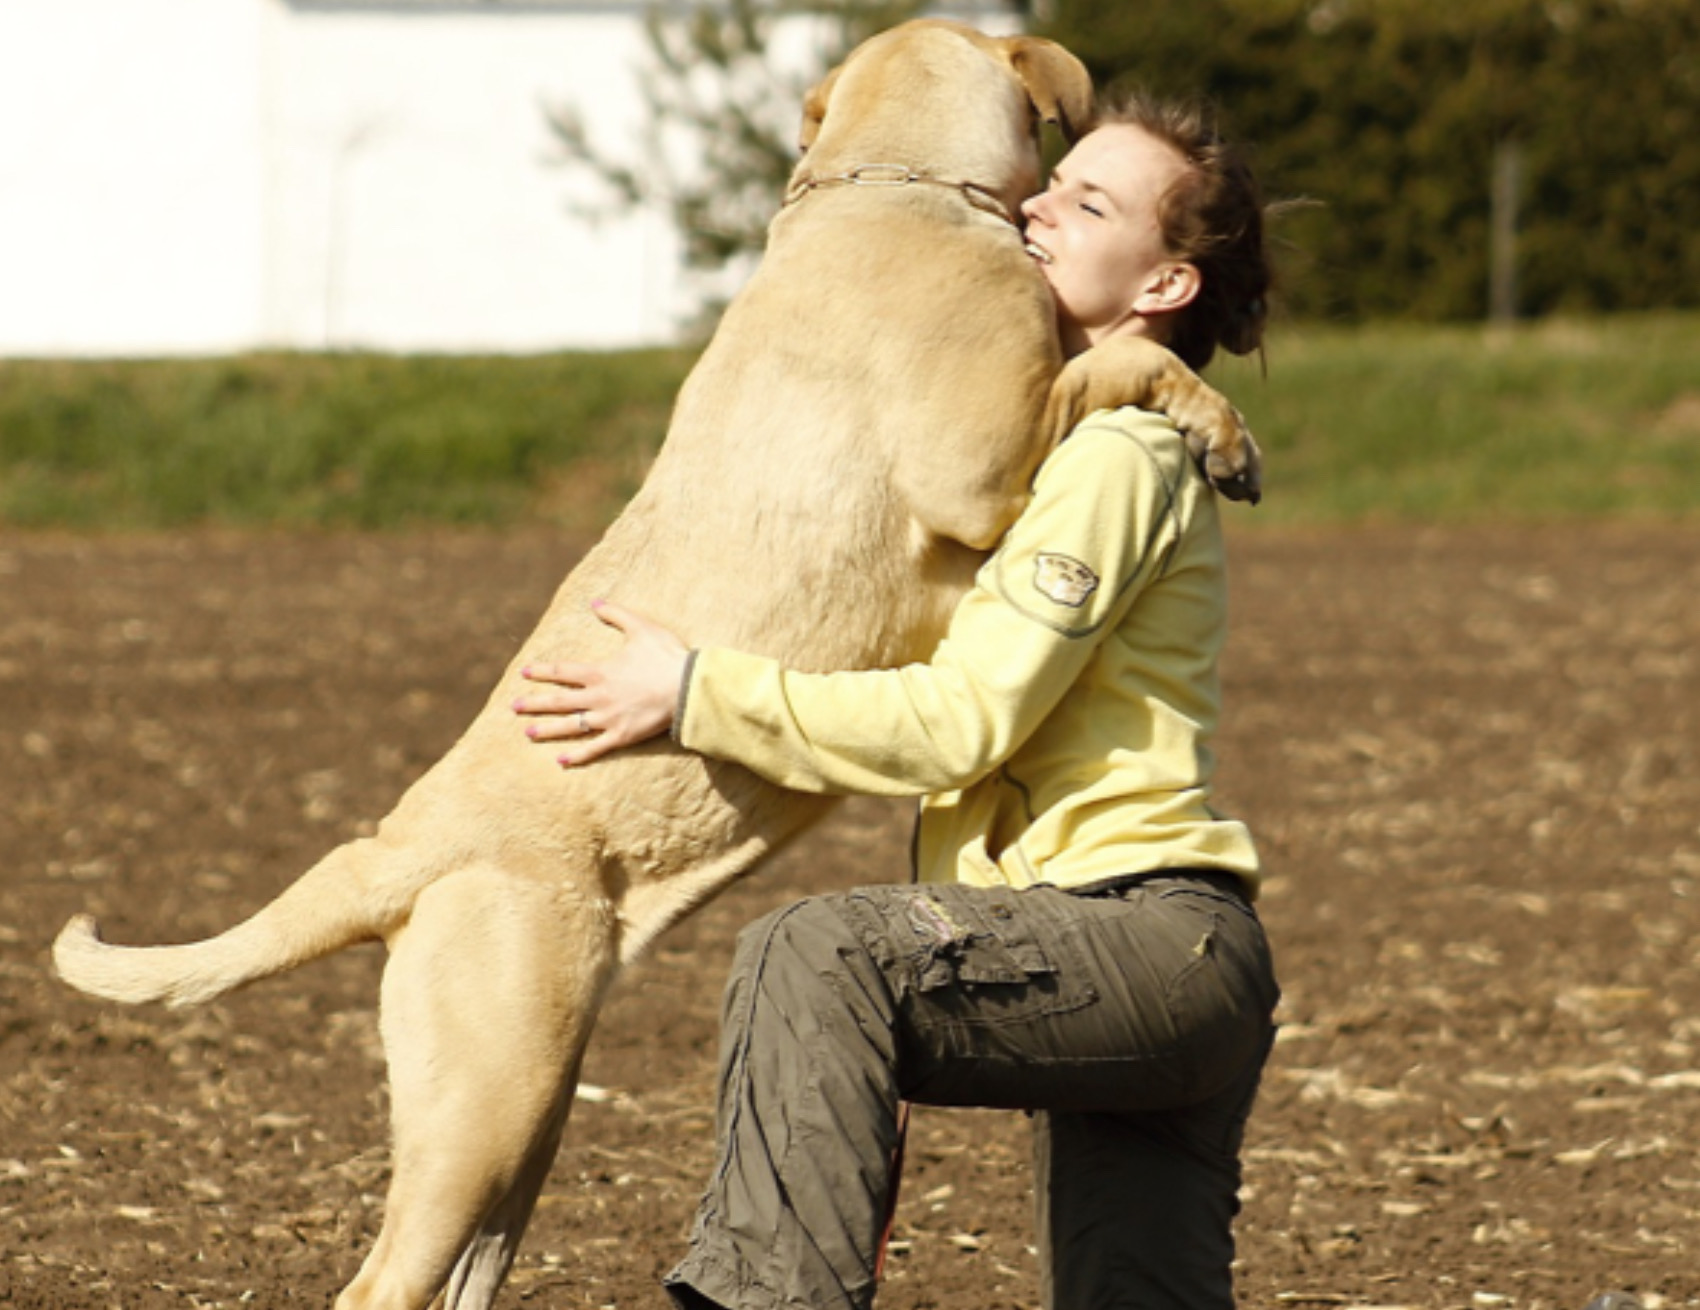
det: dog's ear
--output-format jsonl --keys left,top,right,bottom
{"left": 1005, "top": 38, "right": 1094, "bottom": 143}
{"left": 799, "top": 64, "right": 843, "bottom": 152}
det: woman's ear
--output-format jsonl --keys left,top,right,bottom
{"left": 1133, "top": 262, "right": 1202, "bottom": 316}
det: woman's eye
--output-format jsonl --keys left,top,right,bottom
{"left": 1080, "top": 203, "right": 1103, "bottom": 218}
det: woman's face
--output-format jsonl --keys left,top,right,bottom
{"left": 1020, "top": 124, "right": 1197, "bottom": 358}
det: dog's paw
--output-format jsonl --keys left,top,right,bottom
{"left": 1185, "top": 413, "right": 1262, "bottom": 506}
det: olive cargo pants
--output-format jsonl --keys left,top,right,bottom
{"left": 663, "top": 874, "right": 1280, "bottom": 1310}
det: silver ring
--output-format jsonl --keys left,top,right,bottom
{"left": 577, "top": 710, "right": 590, "bottom": 735}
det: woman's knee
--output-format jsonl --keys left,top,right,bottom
{"left": 731, "top": 894, "right": 869, "bottom": 996}
{"left": 720, "top": 894, "right": 903, "bottom": 1082}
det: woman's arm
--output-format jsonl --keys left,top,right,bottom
{"left": 517, "top": 412, "right": 1194, "bottom": 791}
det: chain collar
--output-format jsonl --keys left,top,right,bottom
{"left": 782, "top": 164, "right": 1020, "bottom": 229}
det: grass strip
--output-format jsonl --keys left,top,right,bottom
{"left": 2, "top": 313, "right": 1695, "bottom": 530}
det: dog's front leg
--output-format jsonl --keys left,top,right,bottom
{"left": 1041, "top": 337, "right": 1262, "bottom": 503}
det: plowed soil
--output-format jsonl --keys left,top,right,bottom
{"left": 4, "top": 526, "right": 1699, "bottom": 1310}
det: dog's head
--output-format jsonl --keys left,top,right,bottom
{"left": 798, "top": 22, "right": 1093, "bottom": 181}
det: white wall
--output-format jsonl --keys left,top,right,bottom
{"left": 264, "top": 1, "right": 684, "bottom": 351}
{"left": 0, "top": 0, "right": 683, "bottom": 354}
{"left": 0, "top": 0, "right": 1021, "bottom": 357}
{"left": 0, "top": 0, "right": 269, "bottom": 355}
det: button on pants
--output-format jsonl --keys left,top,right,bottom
{"left": 664, "top": 875, "right": 1279, "bottom": 1310}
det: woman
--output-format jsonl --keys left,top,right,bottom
{"left": 515, "top": 93, "right": 1280, "bottom": 1310}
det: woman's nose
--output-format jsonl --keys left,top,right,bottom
{"left": 1020, "top": 192, "right": 1048, "bottom": 224}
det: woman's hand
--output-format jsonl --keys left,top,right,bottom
{"left": 513, "top": 601, "right": 689, "bottom": 766}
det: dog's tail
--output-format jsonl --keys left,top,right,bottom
{"left": 51, "top": 912, "right": 333, "bottom": 1009}
{"left": 52, "top": 837, "right": 415, "bottom": 1008}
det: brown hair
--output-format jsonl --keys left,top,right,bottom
{"left": 1093, "top": 91, "right": 1273, "bottom": 371}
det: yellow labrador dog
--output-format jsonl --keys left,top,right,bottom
{"left": 54, "top": 20, "right": 1257, "bottom": 1310}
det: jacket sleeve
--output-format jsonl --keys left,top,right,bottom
{"left": 676, "top": 411, "right": 1193, "bottom": 795}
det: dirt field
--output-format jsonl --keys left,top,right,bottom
{"left": 4, "top": 526, "right": 1699, "bottom": 1310}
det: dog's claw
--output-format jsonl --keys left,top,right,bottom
{"left": 1220, "top": 476, "right": 1261, "bottom": 506}
{"left": 1207, "top": 459, "right": 1262, "bottom": 505}
{"left": 1194, "top": 432, "right": 1262, "bottom": 506}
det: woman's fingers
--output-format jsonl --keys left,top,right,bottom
{"left": 520, "top": 660, "right": 596, "bottom": 692}
{"left": 513, "top": 600, "right": 688, "bottom": 765}
{"left": 590, "top": 597, "right": 667, "bottom": 642}
{"left": 555, "top": 730, "right": 628, "bottom": 768}
{"left": 512, "top": 683, "right": 590, "bottom": 726}
{"left": 513, "top": 687, "right": 579, "bottom": 713}
{"left": 553, "top": 700, "right": 657, "bottom": 767}
{"left": 523, "top": 714, "right": 590, "bottom": 743}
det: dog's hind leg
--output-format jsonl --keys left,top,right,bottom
{"left": 334, "top": 861, "right": 619, "bottom": 1310}
{"left": 439, "top": 1091, "right": 575, "bottom": 1310}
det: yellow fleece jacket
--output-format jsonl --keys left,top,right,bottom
{"left": 677, "top": 405, "right": 1260, "bottom": 896}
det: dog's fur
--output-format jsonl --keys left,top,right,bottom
{"left": 53, "top": 22, "right": 1256, "bottom": 1310}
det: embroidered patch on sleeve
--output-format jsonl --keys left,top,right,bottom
{"left": 1032, "top": 552, "right": 1099, "bottom": 608}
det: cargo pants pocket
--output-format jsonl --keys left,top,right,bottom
{"left": 836, "top": 884, "right": 1099, "bottom": 1033}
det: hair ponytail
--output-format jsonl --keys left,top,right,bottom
{"left": 1094, "top": 92, "right": 1275, "bottom": 371}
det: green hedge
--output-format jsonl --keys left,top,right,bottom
{"left": 2, "top": 315, "right": 1696, "bottom": 530}
{"left": 1039, "top": 0, "right": 1700, "bottom": 323}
